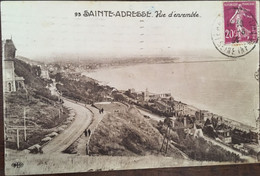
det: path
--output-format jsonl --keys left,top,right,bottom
{"left": 136, "top": 107, "right": 164, "bottom": 122}
{"left": 42, "top": 99, "right": 93, "bottom": 153}
{"left": 76, "top": 103, "right": 107, "bottom": 155}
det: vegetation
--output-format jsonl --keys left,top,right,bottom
{"left": 52, "top": 72, "right": 114, "bottom": 103}
{"left": 13, "top": 59, "right": 57, "bottom": 101}
{"left": 154, "top": 120, "right": 243, "bottom": 162}
{"left": 89, "top": 104, "right": 184, "bottom": 158}
{"left": 5, "top": 90, "right": 69, "bottom": 150}
{"left": 5, "top": 59, "right": 69, "bottom": 150}
{"left": 176, "top": 129, "right": 242, "bottom": 162}
{"left": 113, "top": 93, "right": 126, "bottom": 102}
{"left": 202, "top": 117, "right": 258, "bottom": 144}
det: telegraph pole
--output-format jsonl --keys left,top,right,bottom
{"left": 23, "top": 108, "right": 27, "bottom": 141}
{"left": 25, "top": 86, "right": 29, "bottom": 101}
{"left": 5, "top": 107, "right": 8, "bottom": 118}
{"left": 7, "top": 126, "right": 33, "bottom": 151}
{"left": 16, "top": 129, "right": 20, "bottom": 149}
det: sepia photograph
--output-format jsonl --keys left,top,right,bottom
{"left": 1, "top": 1, "right": 260, "bottom": 175}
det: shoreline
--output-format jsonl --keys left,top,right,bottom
{"left": 81, "top": 59, "right": 178, "bottom": 75}
{"left": 80, "top": 63, "right": 258, "bottom": 130}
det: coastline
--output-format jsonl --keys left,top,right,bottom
{"left": 81, "top": 59, "right": 178, "bottom": 75}
{"left": 81, "top": 63, "right": 258, "bottom": 129}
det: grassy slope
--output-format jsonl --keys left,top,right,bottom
{"left": 55, "top": 72, "right": 113, "bottom": 103}
{"left": 5, "top": 59, "right": 69, "bottom": 150}
{"left": 89, "top": 105, "right": 184, "bottom": 158}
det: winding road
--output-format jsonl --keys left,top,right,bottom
{"left": 42, "top": 99, "right": 93, "bottom": 153}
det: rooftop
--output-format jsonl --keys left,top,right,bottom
{"left": 4, "top": 39, "right": 16, "bottom": 50}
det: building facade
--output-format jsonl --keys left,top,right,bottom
{"left": 3, "top": 39, "right": 25, "bottom": 92}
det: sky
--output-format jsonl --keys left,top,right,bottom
{"left": 1, "top": 1, "right": 259, "bottom": 61}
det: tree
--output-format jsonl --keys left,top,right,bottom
{"left": 32, "top": 65, "right": 41, "bottom": 77}
{"left": 54, "top": 72, "right": 63, "bottom": 82}
{"left": 113, "top": 93, "right": 126, "bottom": 102}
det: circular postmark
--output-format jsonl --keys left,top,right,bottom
{"left": 211, "top": 5, "right": 259, "bottom": 58}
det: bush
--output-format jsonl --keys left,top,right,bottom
{"left": 55, "top": 74, "right": 113, "bottom": 103}
{"left": 113, "top": 94, "right": 126, "bottom": 102}
{"left": 14, "top": 59, "right": 46, "bottom": 88}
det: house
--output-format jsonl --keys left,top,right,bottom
{"left": 215, "top": 124, "right": 232, "bottom": 144}
{"left": 2, "top": 39, "right": 25, "bottom": 92}
{"left": 216, "top": 129, "right": 232, "bottom": 143}
{"left": 41, "top": 69, "right": 50, "bottom": 79}
{"left": 159, "top": 93, "right": 171, "bottom": 99}
{"left": 143, "top": 88, "right": 159, "bottom": 101}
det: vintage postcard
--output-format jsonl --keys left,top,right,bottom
{"left": 1, "top": 1, "right": 259, "bottom": 175}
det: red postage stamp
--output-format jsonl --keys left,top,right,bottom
{"left": 223, "top": 1, "right": 257, "bottom": 44}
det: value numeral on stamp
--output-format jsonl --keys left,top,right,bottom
{"left": 225, "top": 29, "right": 235, "bottom": 39}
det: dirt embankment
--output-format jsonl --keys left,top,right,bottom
{"left": 5, "top": 91, "right": 70, "bottom": 150}
{"left": 89, "top": 104, "right": 184, "bottom": 159}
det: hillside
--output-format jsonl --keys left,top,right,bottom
{"left": 4, "top": 58, "right": 69, "bottom": 150}
{"left": 53, "top": 72, "right": 114, "bottom": 103}
{"left": 89, "top": 103, "right": 185, "bottom": 158}
{"left": 13, "top": 58, "right": 57, "bottom": 101}
{"left": 88, "top": 103, "right": 242, "bottom": 162}
{"left": 16, "top": 56, "right": 44, "bottom": 66}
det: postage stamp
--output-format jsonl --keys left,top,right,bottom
{"left": 223, "top": 1, "right": 257, "bottom": 44}
{"left": 211, "top": 1, "right": 258, "bottom": 58}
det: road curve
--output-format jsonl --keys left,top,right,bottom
{"left": 42, "top": 99, "right": 93, "bottom": 153}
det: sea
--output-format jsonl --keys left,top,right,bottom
{"left": 84, "top": 59, "right": 259, "bottom": 127}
